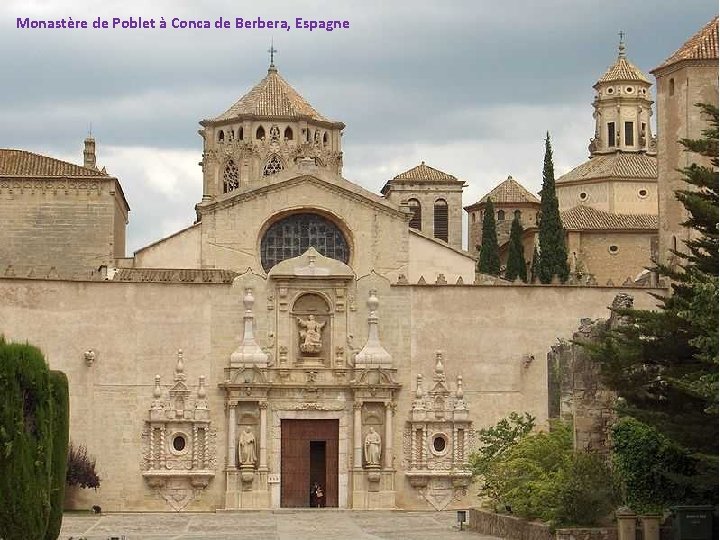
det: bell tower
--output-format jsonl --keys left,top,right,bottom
{"left": 589, "top": 33, "right": 655, "bottom": 155}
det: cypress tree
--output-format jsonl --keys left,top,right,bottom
{"left": 478, "top": 198, "right": 500, "bottom": 275}
{"left": 505, "top": 216, "right": 527, "bottom": 282}
{"left": 45, "top": 371, "right": 69, "bottom": 540}
{"left": 530, "top": 244, "right": 539, "bottom": 283}
{"left": 537, "top": 132, "right": 569, "bottom": 283}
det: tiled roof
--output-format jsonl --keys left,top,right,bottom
{"left": 113, "top": 268, "right": 238, "bottom": 283}
{"left": 0, "top": 149, "right": 107, "bottom": 177}
{"left": 557, "top": 152, "right": 657, "bottom": 184}
{"left": 597, "top": 56, "right": 650, "bottom": 84}
{"left": 209, "top": 66, "right": 331, "bottom": 123}
{"left": 476, "top": 175, "right": 540, "bottom": 205}
{"left": 392, "top": 162, "right": 460, "bottom": 182}
{"left": 561, "top": 205, "right": 657, "bottom": 231}
{"left": 653, "top": 17, "right": 719, "bottom": 71}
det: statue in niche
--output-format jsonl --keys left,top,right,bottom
{"left": 237, "top": 427, "right": 257, "bottom": 466}
{"left": 297, "top": 315, "right": 325, "bottom": 354}
{"left": 364, "top": 427, "right": 382, "bottom": 467}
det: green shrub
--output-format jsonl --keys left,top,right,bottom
{"left": 554, "top": 452, "right": 619, "bottom": 525}
{"left": 0, "top": 338, "right": 54, "bottom": 540}
{"left": 611, "top": 417, "right": 698, "bottom": 512}
{"left": 45, "top": 371, "right": 69, "bottom": 540}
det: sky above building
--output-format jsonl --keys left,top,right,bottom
{"left": 1, "top": 0, "right": 716, "bottom": 252}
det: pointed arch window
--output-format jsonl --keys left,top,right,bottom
{"left": 497, "top": 209, "right": 505, "bottom": 221}
{"left": 223, "top": 160, "right": 239, "bottom": 193}
{"left": 256, "top": 126, "right": 266, "bottom": 140}
{"left": 284, "top": 127, "right": 293, "bottom": 141}
{"left": 263, "top": 154, "right": 284, "bottom": 176}
{"left": 323, "top": 132, "right": 329, "bottom": 146}
{"left": 217, "top": 130, "right": 225, "bottom": 143}
{"left": 433, "top": 199, "right": 448, "bottom": 242}
{"left": 408, "top": 198, "right": 422, "bottom": 230}
{"left": 238, "top": 127, "right": 244, "bottom": 141}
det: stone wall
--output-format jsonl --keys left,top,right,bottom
{"left": 468, "top": 509, "right": 618, "bottom": 540}
{"left": 0, "top": 178, "right": 127, "bottom": 278}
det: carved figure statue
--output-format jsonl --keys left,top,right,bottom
{"left": 238, "top": 427, "right": 257, "bottom": 466}
{"left": 364, "top": 427, "right": 382, "bottom": 467}
{"left": 297, "top": 315, "right": 325, "bottom": 354}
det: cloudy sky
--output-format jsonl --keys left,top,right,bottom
{"left": 1, "top": 0, "right": 716, "bottom": 252}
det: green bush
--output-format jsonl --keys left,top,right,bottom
{"left": 45, "top": 371, "right": 69, "bottom": 540}
{"left": 0, "top": 338, "right": 54, "bottom": 540}
{"left": 611, "top": 417, "right": 698, "bottom": 512}
{"left": 474, "top": 416, "right": 618, "bottom": 526}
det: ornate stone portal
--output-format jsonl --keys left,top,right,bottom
{"left": 141, "top": 350, "right": 216, "bottom": 511}
{"left": 404, "top": 351, "right": 473, "bottom": 510}
{"left": 219, "top": 248, "right": 400, "bottom": 509}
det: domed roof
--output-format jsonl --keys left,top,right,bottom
{"left": 595, "top": 40, "right": 649, "bottom": 85}
{"left": 557, "top": 152, "right": 657, "bottom": 184}
{"left": 204, "top": 65, "right": 342, "bottom": 126}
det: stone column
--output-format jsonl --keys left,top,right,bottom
{"left": 227, "top": 403, "right": 237, "bottom": 469}
{"left": 259, "top": 401, "right": 268, "bottom": 470}
{"left": 353, "top": 401, "right": 363, "bottom": 467}
{"left": 384, "top": 402, "right": 393, "bottom": 469}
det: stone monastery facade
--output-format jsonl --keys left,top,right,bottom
{"left": 0, "top": 20, "right": 716, "bottom": 512}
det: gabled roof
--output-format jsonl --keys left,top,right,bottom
{"left": 557, "top": 152, "right": 657, "bottom": 184}
{"left": 0, "top": 149, "right": 109, "bottom": 177}
{"left": 206, "top": 66, "right": 338, "bottom": 124}
{"left": 561, "top": 205, "right": 657, "bottom": 231}
{"left": 465, "top": 175, "right": 539, "bottom": 210}
{"left": 381, "top": 162, "right": 463, "bottom": 194}
{"left": 653, "top": 17, "right": 719, "bottom": 72}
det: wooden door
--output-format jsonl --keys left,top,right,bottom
{"left": 280, "top": 420, "right": 339, "bottom": 507}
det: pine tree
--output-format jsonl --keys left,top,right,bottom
{"left": 479, "top": 198, "right": 501, "bottom": 275}
{"left": 537, "top": 132, "right": 569, "bottom": 283}
{"left": 590, "top": 104, "right": 719, "bottom": 503}
{"left": 505, "top": 216, "right": 527, "bottom": 282}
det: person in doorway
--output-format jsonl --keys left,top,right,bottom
{"left": 314, "top": 483, "right": 324, "bottom": 508}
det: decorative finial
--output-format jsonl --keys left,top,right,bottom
{"left": 268, "top": 39, "right": 278, "bottom": 72}
{"left": 618, "top": 30, "right": 626, "bottom": 58}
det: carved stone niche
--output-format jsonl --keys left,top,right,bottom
{"left": 404, "top": 351, "right": 472, "bottom": 511}
{"left": 142, "top": 350, "right": 216, "bottom": 511}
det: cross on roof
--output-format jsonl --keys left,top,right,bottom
{"left": 617, "top": 30, "right": 626, "bottom": 57}
{"left": 268, "top": 40, "right": 277, "bottom": 66}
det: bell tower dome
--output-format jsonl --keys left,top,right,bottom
{"left": 589, "top": 34, "right": 655, "bottom": 155}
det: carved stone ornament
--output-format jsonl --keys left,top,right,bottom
{"left": 404, "top": 351, "right": 472, "bottom": 510}
{"left": 141, "top": 350, "right": 216, "bottom": 511}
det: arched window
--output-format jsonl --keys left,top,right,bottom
{"left": 256, "top": 126, "right": 266, "bottom": 140}
{"left": 238, "top": 127, "right": 244, "bottom": 141}
{"left": 260, "top": 212, "right": 349, "bottom": 271}
{"left": 497, "top": 209, "right": 505, "bottom": 221}
{"left": 514, "top": 209, "right": 522, "bottom": 220}
{"left": 323, "top": 132, "right": 329, "bottom": 146}
{"left": 408, "top": 199, "right": 422, "bottom": 230}
{"left": 284, "top": 127, "right": 293, "bottom": 141}
{"left": 314, "top": 130, "right": 320, "bottom": 144}
{"left": 217, "top": 130, "right": 225, "bottom": 143}
{"left": 434, "top": 199, "right": 448, "bottom": 242}
{"left": 263, "top": 154, "right": 284, "bottom": 176}
{"left": 223, "top": 160, "right": 239, "bottom": 193}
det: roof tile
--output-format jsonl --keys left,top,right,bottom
{"left": 557, "top": 152, "right": 657, "bottom": 184}
{"left": 597, "top": 56, "right": 650, "bottom": 83}
{"left": 391, "top": 162, "right": 459, "bottom": 182}
{"left": 561, "top": 205, "right": 657, "bottom": 230}
{"left": 0, "top": 149, "right": 108, "bottom": 177}
{"left": 653, "top": 17, "right": 719, "bottom": 71}
{"left": 474, "top": 175, "right": 540, "bottom": 206}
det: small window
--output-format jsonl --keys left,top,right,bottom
{"left": 228, "top": 129, "right": 234, "bottom": 142}
{"left": 638, "top": 189, "right": 648, "bottom": 199}
{"left": 669, "top": 78, "right": 675, "bottom": 96}
{"left": 263, "top": 154, "right": 283, "bottom": 176}
{"left": 217, "top": 130, "right": 225, "bottom": 143}
{"left": 626, "top": 86, "right": 634, "bottom": 93}
{"left": 172, "top": 434, "right": 186, "bottom": 452}
{"left": 608, "top": 245, "right": 619, "bottom": 255}
{"left": 514, "top": 209, "right": 522, "bottom": 220}
{"left": 608, "top": 122, "right": 616, "bottom": 147}
{"left": 408, "top": 199, "right": 422, "bottom": 230}
{"left": 323, "top": 132, "right": 329, "bottom": 146}
{"left": 579, "top": 192, "right": 588, "bottom": 201}
{"left": 607, "top": 87, "right": 614, "bottom": 94}
{"left": 223, "top": 160, "right": 239, "bottom": 193}
{"left": 434, "top": 199, "right": 449, "bottom": 242}
{"left": 238, "top": 127, "right": 244, "bottom": 141}
{"left": 284, "top": 126, "right": 293, "bottom": 140}
{"left": 256, "top": 126, "right": 265, "bottom": 140}
{"left": 433, "top": 436, "right": 446, "bottom": 453}
{"left": 497, "top": 209, "right": 505, "bottom": 221}
{"left": 625, "top": 121, "right": 634, "bottom": 146}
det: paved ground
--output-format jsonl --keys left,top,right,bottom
{"left": 60, "top": 510, "right": 500, "bottom": 539}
